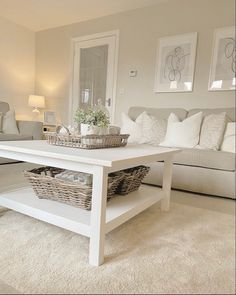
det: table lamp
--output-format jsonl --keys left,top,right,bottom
{"left": 28, "top": 95, "right": 45, "bottom": 113}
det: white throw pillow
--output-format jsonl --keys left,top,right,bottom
{"left": 120, "top": 112, "right": 143, "bottom": 143}
{"left": 2, "top": 110, "right": 19, "bottom": 135}
{"left": 160, "top": 112, "right": 203, "bottom": 148}
{"left": 221, "top": 122, "right": 235, "bottom": 153}
{"left": 135, "top": 111, "right": 167, "bottom": 145}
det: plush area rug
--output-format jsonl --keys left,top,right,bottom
{"left": 0, "top": 202, "right": 235, "bottom": 294}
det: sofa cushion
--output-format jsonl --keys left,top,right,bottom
{"left": 221, "top": 122, "right": 236, "bottom": 153}
{"left": 198, "top": 112, "right": 227, "bottom": 150}
{"left": 160, "top": 112, "right": 203, "bottom": 148}
{"left": 135, "top": 111, "right": 167, "bottom": 145}
{"left": 2, "top": 110, "right": 19, "bottom": 134}
{"left": 0, "top": 134, "right": 33, "bottom": 141}
{"left": 121, "top": 112, "right": 143, "bottom": 143}
{"left": 172, "top": 148, "right": 235, "bottom": 171}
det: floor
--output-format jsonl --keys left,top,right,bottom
{"left": 0, "top": 162, "right": 235, "bottom": 294}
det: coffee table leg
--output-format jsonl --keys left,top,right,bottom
{"left": 89, "top": 166, "right": 108, "bottom": 266}
{"left": 161, "top": 157, "right": 173, "bottom": 211}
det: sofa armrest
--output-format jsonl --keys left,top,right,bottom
{"left": 17, "top": 120, "right": 43, "bottom": 140}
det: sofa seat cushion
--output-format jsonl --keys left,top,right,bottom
{"left": 0, "top": 134, "right": 33, "bottom": 141}
{"left": 171, "top": 148, "right": 235, "bottom": 171}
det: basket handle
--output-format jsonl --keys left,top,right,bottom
{"left": 56, "top": 124, "right": 70, "bottom": 135}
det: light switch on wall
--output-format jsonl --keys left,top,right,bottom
{"left": 119, "top": 88, "right": 125, "bottom": 95}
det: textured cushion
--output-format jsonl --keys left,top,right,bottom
{"left": 128, "top": 107, "right": 187, "bottom": 121}
{"left": 160, "top": 112, "right": 203, "bottom": 148}
{"left": 0, "top": 134, "right": 32, "bottom": 141}
{"left": 135, "top": 111, "right": 167, "bottom": 145}
{"left": 120, "top": 112, "right": 143, "bottom": 143}
{"left": 198, "top": 112, "right": 227, "bottom": 150}
{"left": 221, "top": 122, "right": 235, "bottom": 153}
{"left": 172, "top": 148, "right": 235, "bottom": 171}
{"left": 2, "top": 110, "right": 19, "bottom": 135}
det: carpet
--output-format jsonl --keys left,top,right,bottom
{"left": 0, "top": 202, "right": 235, "bottom": 294}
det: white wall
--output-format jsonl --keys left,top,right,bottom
{"left": 35, "top": 0, "right": 235, "bottom": 124}
{"left": 0, "top": 16, "right": 35, "bottom": 120}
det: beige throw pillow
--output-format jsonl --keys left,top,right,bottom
{"left": 198, "top": 112, "right": 227, "bottom": 150}
{"left": 2, "top": 110, "right": 19, "bottom": 135}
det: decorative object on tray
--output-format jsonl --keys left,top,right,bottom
{"left": 208, "top": 26, "right": 235, "bottom": 91}
{"left": 154, "top": 32, "right": 198, "bottom": 92}
{"left": 74, "top": 102, "right": 110, "bottom": 136}
{"left": 108, "top": 125, "right": 121, "bottom": 135}
{"left": 24, "top": 165, "right": 150, "bottom": 210}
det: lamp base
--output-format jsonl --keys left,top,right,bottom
{"left": 32, "top": 108, "right": 40, "bottom": 114}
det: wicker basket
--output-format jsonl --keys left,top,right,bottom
{"left": 46, "top": 132, "right": 129, "bottom": 149}
{"left": 115, "top": 165, "right": 150, "bottom": 195}
{"left": 24, "top": 167, "right": 124, "bottom": 210}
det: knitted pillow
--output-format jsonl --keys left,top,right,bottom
{"left": 198, "top": 112, "right": 227, "bottom": 150}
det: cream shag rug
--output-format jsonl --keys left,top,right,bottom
{"left": 0, "top": 202, "right": 235, "bottom": 294}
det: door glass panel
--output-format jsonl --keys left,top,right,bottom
{"left": 79, "top": 45, "right": 108, "bottom": 109}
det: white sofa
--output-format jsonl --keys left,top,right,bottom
{"left": 128, "top": 106, "right": 235, "bottom": 199}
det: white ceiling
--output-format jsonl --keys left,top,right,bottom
{"left": 0, "top": 0, "right": 164, "bottom": 32}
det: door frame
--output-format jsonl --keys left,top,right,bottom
{"left": 69, "top": 30, "right": 119, "bottom": 125}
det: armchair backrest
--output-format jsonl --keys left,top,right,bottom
{"left": 0, "top": 102, "right": 10, "bottom": 113}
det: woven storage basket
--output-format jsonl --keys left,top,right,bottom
{"left": 116, "top": 165, "right": 150, "bottom": 195}
{"left": 24, "top": 167, "right": 124, "bottom": 210}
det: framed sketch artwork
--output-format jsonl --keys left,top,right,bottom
{"left": 208, "top": 26, "right": 235, "bottom": 91}
{"left": 154, "top": 32, "right": 198, "bottom": 92}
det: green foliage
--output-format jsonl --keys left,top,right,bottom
{"left": 74, "top": 108, "right": 110, "bottom": 127}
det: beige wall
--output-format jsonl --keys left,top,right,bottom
{"left": 35, "top": 0, "right": 235, "bottom": 125}
{"left": 0, "top": 16, "right": 35, "bottom": 120}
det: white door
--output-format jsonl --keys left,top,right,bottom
{"left": 70, "top": 31, "right": 119, "bottom": 125}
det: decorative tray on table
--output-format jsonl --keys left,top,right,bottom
{"left": 45, "top": 131, "right": 129, "bottom": 149}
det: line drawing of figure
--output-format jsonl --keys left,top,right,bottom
{"left": 224, "top": 38, "right": 235, "bottom": 74}
{"left": 164, "top": 46, "right": 190, "bottom": 82}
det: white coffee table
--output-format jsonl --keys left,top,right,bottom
{"left": 0, "top": 140, "right": 180, "bottom": 266}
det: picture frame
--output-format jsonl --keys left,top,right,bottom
{"left": 44, "top": 111, "right": 56, "bottom": 126}
{"left": 208, "top": 26, "right": 235, "bottom": 91}
{"left": 154, "top": 32, "right": 198, "bottom": 93}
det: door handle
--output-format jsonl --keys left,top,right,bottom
{"left": 106, "top": 98, "right": 111, "bottom": 107}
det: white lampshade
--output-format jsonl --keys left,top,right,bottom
{"left": 28, "top": 95, "right": 45, "bottom": 108}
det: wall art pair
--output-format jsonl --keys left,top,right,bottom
{"left": 154, "top": 26, "right": 235, "bottom": 92}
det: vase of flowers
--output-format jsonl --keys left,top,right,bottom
{"left": 74, "top": 107, "right": 110, "bottom": 136}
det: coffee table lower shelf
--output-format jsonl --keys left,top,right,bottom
{"left": 0, "top": 185, "right": 164, "bottom": 237}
